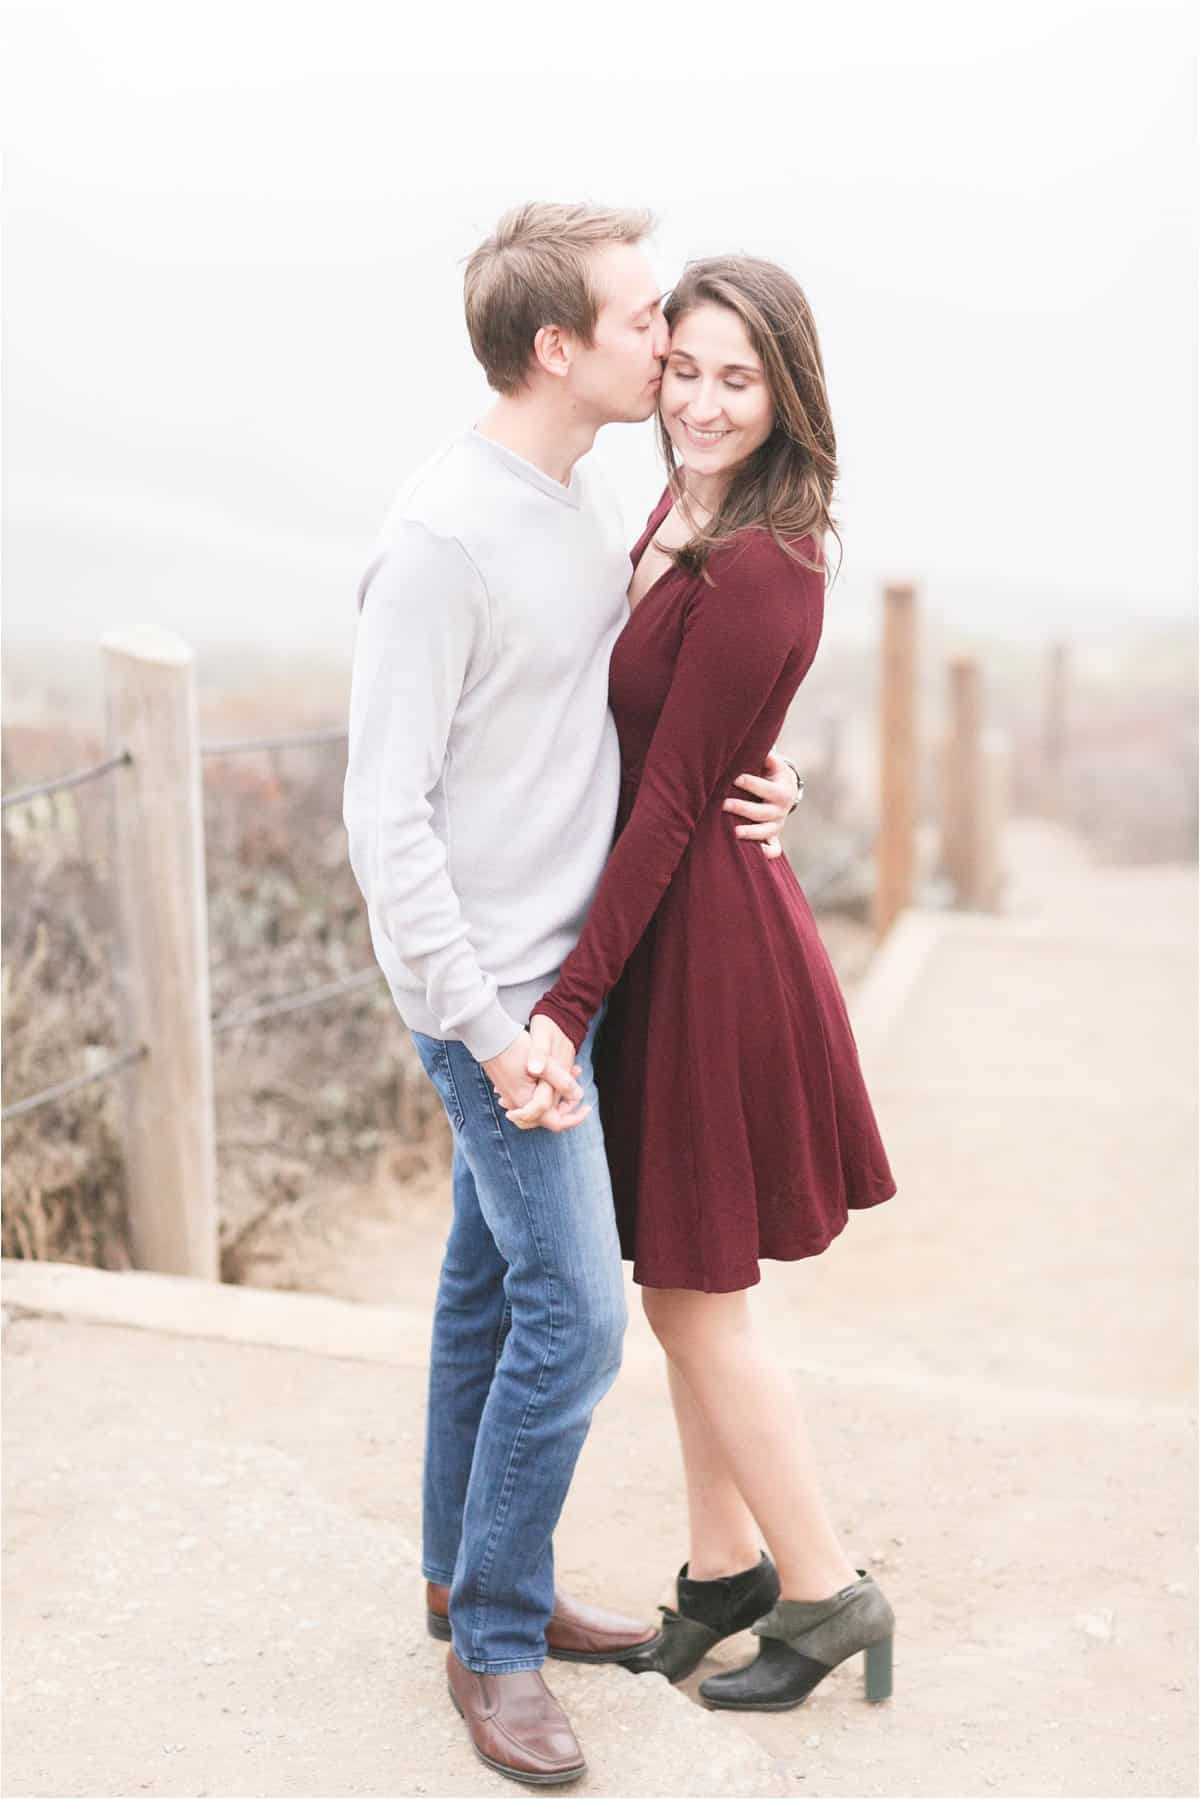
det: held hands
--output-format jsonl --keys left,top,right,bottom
{"left": 722, "top": 747, "right": 801, "bottom": 860}
{"left": 482, "top": 1018, "right": 591, "bottom": 1135}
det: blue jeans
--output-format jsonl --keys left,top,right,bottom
{"left": 410, "top": 1002, "right": 626, "bottom": 1674}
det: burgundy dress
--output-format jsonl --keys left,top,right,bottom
{"left": 535, "top": 490, "right": 896, "bottom": 1293}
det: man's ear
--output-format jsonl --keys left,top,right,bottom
{"left": 533, "top": 324, "right": 572, "bottom": 381}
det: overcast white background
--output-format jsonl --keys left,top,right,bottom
{"left": 1, "top": 0, "right": 1195, "bottom": 660}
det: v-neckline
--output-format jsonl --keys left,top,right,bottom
{"left": 626, "top": 490, "right": 681, "bottom": 617}
{"left": 627, "top": 555, "right": 678, "bottom": 617}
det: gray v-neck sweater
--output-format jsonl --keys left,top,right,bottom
{"left": 343, "top": 429, "right": 629, "bottom": 1061}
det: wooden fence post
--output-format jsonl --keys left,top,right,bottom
{"left": 873, "top": 582, "right": 917, "bottom": 939}
{"left": 818, "top": 711, "right": 846, "bottom": 826}
{"left": 1042, "top": 641, "right": 1070, "bottom": 817}
{"left": 978, "top": 727, "right": 1011, "bottom": 908}
{"left": 940, "top": 660, "right": 1010, "bottom": 909}
{"left": 941, "top": 656, "right": 983, "bottom": 907}
{"left": 102, "top": 628, "right": 219, "bottom": 1279}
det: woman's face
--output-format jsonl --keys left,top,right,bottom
{"left": 659, "top": 301, "right": 775, "bottom": 486}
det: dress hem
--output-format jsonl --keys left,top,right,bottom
{"left": 626, "top": 1177, "right": 897, "bottom": 1293}
{"left": 847, "top": 1182, "right": 897, "bottom": 1212}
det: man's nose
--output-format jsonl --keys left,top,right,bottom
{"left": 651, "top": 318, "right": 670, "bottom": 360}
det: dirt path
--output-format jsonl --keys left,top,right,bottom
{"left": 73, "top": 845, "right": 1196, "bottom": 1797}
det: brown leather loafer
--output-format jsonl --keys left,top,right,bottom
{"left": 427, "top": 1580, "right": 659, "bottom": 1664}
{"left": 446, "top": 1648, "right": 586, "bottom": 1786}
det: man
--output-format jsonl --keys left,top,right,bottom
{"left": 343, "top": 202, "right": 800, "bottom": 1785}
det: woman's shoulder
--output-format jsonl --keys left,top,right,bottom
{"left": 707, "top": 524, "right": 825, "bottom": 590}
{"left": 685, "top": 526, "right": 825, "bottom": 657}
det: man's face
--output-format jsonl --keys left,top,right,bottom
{"left": 564, "top": 243, "right": 669, "bottom": 426}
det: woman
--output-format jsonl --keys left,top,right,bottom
{"left": 517, "top": 256, "right": 897, "bottom": 1712}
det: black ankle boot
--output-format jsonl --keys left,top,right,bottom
{"left": 624, "top": 1552, "right": 781, "bottom": 1682}
{"left": 698, "top": 1570, "right": 894, "bottom": 1711}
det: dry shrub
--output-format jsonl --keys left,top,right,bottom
{"left": 1, "top": 710, "right": 450, "bottom": 1277}
{"left": 201, "top": 738, "right": 449, "bottom": 1277}
{"left": 1, "top": 778, "right": 133, "bottom": 1269}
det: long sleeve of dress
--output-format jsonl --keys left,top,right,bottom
{"left": 533, "top": 533, "right": 822, "bottom": 1050}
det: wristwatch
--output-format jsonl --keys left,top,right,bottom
{"left": 782, "top": 758, "right": 805, "bottom": 815}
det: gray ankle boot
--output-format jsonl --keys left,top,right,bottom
{"left": 697, "top": 1569, "right": 894, "bottom": 1711}
{"left": 624, "top": 1552, "right": 781, "bottom": 1683}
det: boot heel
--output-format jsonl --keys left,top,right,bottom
{"left": 864, "top": 1634, "right": 893, "bottom": 1702}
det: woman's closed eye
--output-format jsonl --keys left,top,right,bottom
{"left": 672, "top": 369, "right": 747, "bottom": 391}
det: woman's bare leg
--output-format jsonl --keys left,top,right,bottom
{"left": 643, "top": 1285, "right": 858, "bottom": 1600}
{"left": 664, "top": 1354, "right": 761, "bottom": 1580}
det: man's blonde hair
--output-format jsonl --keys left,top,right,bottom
{"left": 464, "top": 201, "right": 655, "bottom": 395}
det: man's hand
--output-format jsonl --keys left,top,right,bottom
{"left": 483, "top": 1021, "right": 590, "bottom": 1134}
{"left": 723, "top": 747, "right": 802, "bottom": 860}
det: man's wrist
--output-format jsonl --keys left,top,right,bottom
{"left": 462, "top": 999, "right": 525, "bottom": 1065}
{"left": 782, "top": 758, "right": 805, "bottom": 815}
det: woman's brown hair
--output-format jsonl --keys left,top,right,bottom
{"left": 654, "top": 256, "right": 840, "bottom": 583}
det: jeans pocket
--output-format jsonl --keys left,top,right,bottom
{"left": 411, "top": 1031, "right": 466, "bottom": 1132}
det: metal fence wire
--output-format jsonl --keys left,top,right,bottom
{"left": 1, "top": 721, "right": 853, "bottom": 1124}
{"left": 1, "top": 725, "right": 366, "bottom": 1123}
{"left": 1, "top": 749, "right": 133, "bottom": 813}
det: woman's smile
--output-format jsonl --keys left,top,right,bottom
{"left": 678, "top": 420, "right": 732, "bottom": 446}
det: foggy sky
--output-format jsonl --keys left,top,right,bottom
{"left": 2, "top": 0, "right": 1196, "bottom": 661}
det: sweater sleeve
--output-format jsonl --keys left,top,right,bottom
{"left": 533, "top": 534, "right": 822, "bottom": 1050}
{"left": 343, "top": 519, "right": 524, "bottom": 1063}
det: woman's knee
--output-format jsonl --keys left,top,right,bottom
{"left": 641, "top": 1286, "right": 685, "bottom": 1356}
{"left": 641, "top": 1285, "right": 751, "bottom": 1365}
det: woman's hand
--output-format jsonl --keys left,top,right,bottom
{"left": 722, "top": 747, "right": 801, "bottom": 860}
{"left": 499, "top": 1015, "right": 589, "bottom": 1132}
{"left": 482, "top": 1027, "right": 584, "bottom": 1125}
